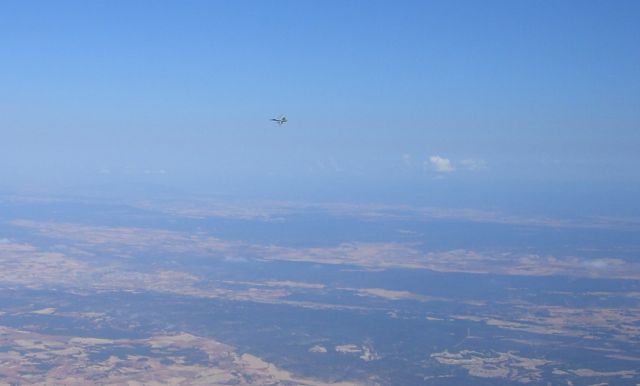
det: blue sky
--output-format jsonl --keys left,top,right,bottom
{"left": 1, "top": 1, "right": 639, "bottom": 214}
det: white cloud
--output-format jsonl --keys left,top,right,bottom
{"left": 582, "top": 259, "right": 622, "bottom": 270}
{"left": 401, "top": 153, "right": 412, "bottom": 167}
{"left": 315, "top": 156, "right": 343, "bottom": 173}
{"left": 460, "top": 159, "right": 487, "bottom": 171}
{"left": 328, "top": 156, "right": 343, "bottom": 173}
{"left": 428, "top": 155, "right": 455, "bottom": 173}
{"left": 143, "top": 169, "right": 167, "bottom": 175}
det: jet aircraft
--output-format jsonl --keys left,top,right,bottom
{"left": 270, "top": 115, "right": 288, "bottom": 125}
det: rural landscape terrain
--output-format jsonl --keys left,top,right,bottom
{"left": 1, "top": 194, "right": 639, "bottom": 385}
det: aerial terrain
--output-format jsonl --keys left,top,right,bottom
{"left": 1, "top": 194, "right": 639, "bottom": 385}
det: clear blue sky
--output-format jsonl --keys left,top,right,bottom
{"left": 1, "top": 1, "right": 639, "bottom": 214}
